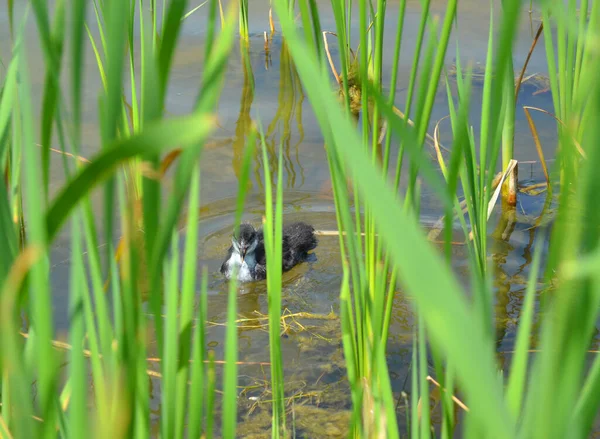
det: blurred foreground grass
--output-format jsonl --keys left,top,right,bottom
{"left": 1, "top": 0, "right": 600, "bottom": 438}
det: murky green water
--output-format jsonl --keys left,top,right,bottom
{"left": 5, "top": 0, "right": 595, "bottom": 436}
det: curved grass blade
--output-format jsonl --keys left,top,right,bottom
{"left": 0, "top": 247, "right": 41, "bottom": 439}
{"left": 45, "top": 113, "right": 216, "bottom": 243}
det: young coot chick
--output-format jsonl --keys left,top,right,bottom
{"left": 220, "top": 222, "right": 318, "bottom": 282}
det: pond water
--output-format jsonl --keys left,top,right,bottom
{"left": 4, "top": 0, "right": 597, "bottom": 436}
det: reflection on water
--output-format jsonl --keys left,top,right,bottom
{"left": 233, "top": 45, "right": 255, "bottom": 185}
{"left": 263, "top": 40, "right": 305, "bottom": 189}
{"left": 232, "top": 38, "right": 306, "bottom": 192}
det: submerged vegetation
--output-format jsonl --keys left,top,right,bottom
{"left": 1, "top": 0, "right": 600, "bottom": 438}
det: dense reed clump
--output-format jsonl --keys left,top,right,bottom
{"left": 1, "top": 0, "right": 600, "bottom": 438}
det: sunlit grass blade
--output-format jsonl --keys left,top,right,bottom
{"left": 239, "top": 0, "right": 249, "bottom": 41}
{"left": 222, "top": 271, "right": 239, "bottom": 439}
{"left": 85, "top": 24, "right": 108, "bottom": 90}
{"left": 183, "top": 1, "right": 209, "bottom": 21}
{"left": 188, "top": 267, "right": 209, "bottom": 439}
{"left": 261, "top": 130, "right": 286, "bottom": 437}
{"left": 500, "top": 54, "right": 516, "bottom": 205}
{"left": 338, "top": 266, "right": 362, "bottom": 436}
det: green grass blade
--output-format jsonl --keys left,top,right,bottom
{"left": 36, "top": 0, "right": 66, "bottom": 201}
{"left": 15, "top": 11, "right": 58, "bottom": 433}
{"left": 261, "top": 131, "right": 286, "bottom": 437}
{"left": 573, "top": 350, "right": 600, "bottom": 433}
{"left": 205, "top": 352, "right": 217, "bottom": 439}
{"left": 221, "top": 274, "right": 239, "bottom": 439}
{"left": 188, "top": 267, "right": 209, "bottom": 439}
{"left": 158, "top": 0, "right": 189, "bottom": 100}
{"left": 68, "top": 214, "right": 88, "bottom": 438}
{"left": 147, "top": 2, "right": 237, "bottom": 358}
{"left": 44, "top": 113, "right": 216, "bottom": 243}
{"left": 162, "top": 230, "right": 181, "bottom": 438}
{"left": 102, "top": 0, "right": 128, "bottom": 143}
{"left": 0, "top": 56, "right": 18, "bottom": 162}
{"left": 0, "top": 176, "right": 17, "bottom": 282}
{"left": 418, "top": 316, "right": 430, "bottom": 439}
{"left": 85, "top": 24, "right": 108, "bottom": 90}
{"left": 176, "top": 163, "right": 201, "bottom": 437}
{"left": 505, "top": 232, "right": 545, "bottom": 416}
{"left": 410, "top": 335, "right": 418, "bottom": 439}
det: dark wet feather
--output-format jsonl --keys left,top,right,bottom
{"left": 220, "top": 221, "right": 317, "bottom": 281}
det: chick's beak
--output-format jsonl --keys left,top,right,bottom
{"left": 241, "top": 249, "right": 246, "bottom": 263}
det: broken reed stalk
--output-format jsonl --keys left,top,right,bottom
{"left": 426, "top": 375, "right": 469, "bottom": 412}
{"left": 522, "top": 106, "right": 587, "bottom": 159}
{"left": 500, "top": 22, "right": 544, "bottom": 208}
{"left": 323, "top": 31, "right": 341, "bottom": 84}
{"left": 514, "top": 22, "right": 544, "bottom": 101}
{"left": 523, "top": 107, "right": 550, "bottom": 184}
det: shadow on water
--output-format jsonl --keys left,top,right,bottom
{"left": 37, "top": 2, "right": 600, "bottom": 437}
